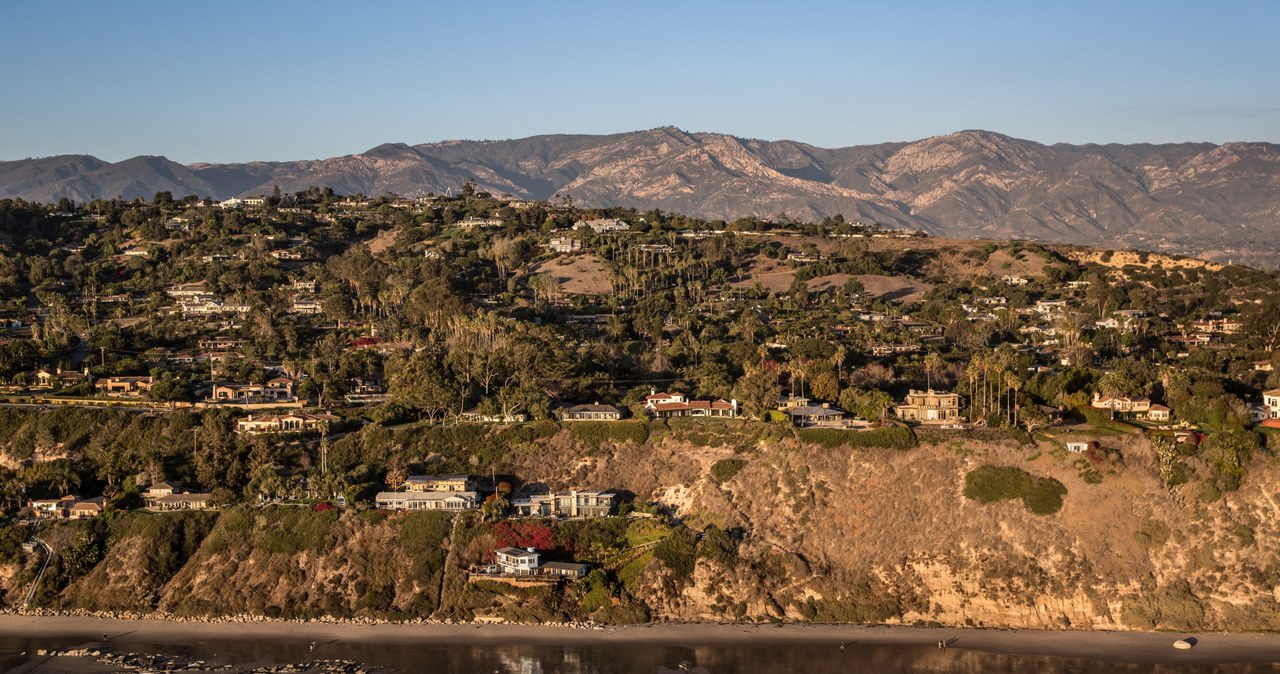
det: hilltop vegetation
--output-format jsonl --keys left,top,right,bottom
{"left": 0, "top": 189, "right": 1279, "bottom": 630}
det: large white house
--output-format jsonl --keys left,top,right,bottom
{"left": 375, "top": 491, "right": 479, "bottom": 511}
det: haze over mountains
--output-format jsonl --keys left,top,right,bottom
{"left": 3, "top": 128, "right": 1278, "bottom": 266}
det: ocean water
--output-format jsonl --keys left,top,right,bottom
{"left": 3, "top": 634, "right": 1279, "bottom": 674}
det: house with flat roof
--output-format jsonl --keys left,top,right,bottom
{"left": 511, "top": 490, "right": 616, "bottom": 518}
{"left": 404, "top": 475, "right": 475, "bottom": 492}
{"left": 895, "top": 389, "right": 962, "bottom": 424}
{"left": 494, "top": 547, "right": 541, "bottom": 575}
{"left": 375, "top": 491, "right": 479, "bottom": 511}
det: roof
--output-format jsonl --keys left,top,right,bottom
{"left": 70, "top": 497, "right": 105, "bottom": 511}
{"left": 1264, "top": 389, "right": 1280, "bottom": 397}
{"left": 376, "top": 490, "right": 477, "bottom": 502}
{"left": 567, "top": 403, "right": 621, "bottom": 413}
{"left": 495, "top": 547, "right": 539, "bottom": 558}
{"left": 540, "top": 562, "right": 590, "bottom": 572}
{"left": 153, "top": 493, "right": 211, "bottom": 504}
{"left": 406, "top": 474, "right": 471, "bottom": 483}
{"left": 786, "top": 405, "right": 846, "bottom": 417}
{"left": 652, "top": 399, "right": 734, "bottom": 412}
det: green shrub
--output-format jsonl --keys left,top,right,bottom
{"left": 568, "top": 420, "right": 649, "bottom": 447}
{"left": 653, "top": 527, "right": 697, "bottom": 579}
{"left": 710, "top": 459, "right": 747, "bottom": 483}
{"left": 698, "top": 525, "right": 738, "bottom": 566}
{"left": 963, "top": 465, "right": 1067, "bottom": 515}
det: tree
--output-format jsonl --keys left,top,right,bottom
{"left": 839, "top": 387, "right": 895, "bottom": 421}
{"left": 924, "top": 352, "right": 943, "bottom": 391}
{"left": 481, "top": 492, "right": 509, "bottom": 521}
{"left": 732, "top": 363, "right": 781, "bottom": 418}
{"left": 811, "top": 371, "right": 839, "bottom": 402}
{"left": 385, "top": 457, "right": 408, "bottom": 491}
{"left": 1019, "top": 402, "right": 1049, "bottom": 434}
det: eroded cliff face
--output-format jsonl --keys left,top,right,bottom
{"left": 4, "top": 426, "right": 1279, "bottom": 631}
{"left": 503, "top": 426, "right": 1280, "bottom": 631}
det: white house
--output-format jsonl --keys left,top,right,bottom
{"left": 495, "top": 547, "right": 541, "bottom": 575}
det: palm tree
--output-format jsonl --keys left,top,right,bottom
{"left": 924, "top": 352, "right": 943, "bottom": 391}
{"left": 1004, "top": 372, "right": 1022, "bottom": 427}
{"left": 966, "top": 359, "right": 981, "bottom": 423}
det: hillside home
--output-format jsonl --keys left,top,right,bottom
{"left": 495, "top": 547, "right": 541, "bottom": 575}
{"left": 288, "top": 296, "right": 323, "bottom": 314}
{"left": 895, "top": 389, "right": 962, "bottom": 423}
{"left": 539, "top": 562, "right": 590, "bottom": 579}
{"left": 146, "top": 490, "right": 213, "bottom": 511}
{"left": 375, "top": 490, "right": 479, "bottom": 511}
{"left": 455, "top": 216, "right": 503, "bottom": 228}
{"left": 404, "top": 475, "right": 475, "bottom": 492}
{"left": 166, "top": 282, "right": 211, "bottom": 299}
{"left": 511, "top": 490, "right": 617, "bottom": 518}
{"left": 785, "top": 404, "right": 848, "bottom": 427}
{"left": 459, "top": 409, "right": 528, "bottom": 424}
{"left": 1262, "top": 389, "right": 1280, "bottom": 420}
{"left": 36, "top": 367, "right": 89, "bottom": 389}
{"left": 776, "top": 395, "right": 810, "bottom": 410}
{"left": 198, "top": 336, "right": 246, "bottom": 350}
{"left": 68, "top": 497, "right": 106, "bottom": 519}
{"left": 578, "top": 218, "right": 629, "bottom": 234}
{"left": 236, "top": 412, "right": 337, "bottom": 433}
{"left": 210, "top": 378, "right": 296, "bottom": 404}
{"left": 29, "top": 496, "right": 77, "bottom": 519}
{"left": 1144, "top": 404, "right": 1172, "bottom": 422}
{"left": 561, "top": 403, "right": 623, "bottom": 421}
{"left": 1091, "top": 393, "right": 1152, "bottom": 414}
{"left": 95, "top": 376, "right": 154, "bottom": 397}
{"left": 548, "top": 237, "right": 581, "bottom": 254}
{"left": 644, "top": 392, "right": 737, "bottom": 419}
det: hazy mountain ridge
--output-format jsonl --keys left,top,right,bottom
{"left": 3, "top": 128, "right": 1278, "bottom": 264}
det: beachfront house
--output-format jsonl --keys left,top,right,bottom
{"left": 495, "top": 547, "right": 541, "bottom": 575}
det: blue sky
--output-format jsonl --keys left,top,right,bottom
{"left": 2, "top": 0, "right": 1277, "bottom": 163}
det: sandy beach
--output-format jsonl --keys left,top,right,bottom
{"left": 3, "top": 614, "right": 1279, "bottom": 666}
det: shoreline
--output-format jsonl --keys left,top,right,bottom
{"left": 2, "top": 614, "right": 1279, "bottom": 665}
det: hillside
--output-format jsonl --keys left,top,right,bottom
{"left": 3, "top": 129, "right": 1279, "bottom": 266}
{"left": 5, "top": 421, "right": 1279, "bottom": 632}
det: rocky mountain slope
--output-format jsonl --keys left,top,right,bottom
{"left": 3, "top": 129, "right": 1279, "bottom": 265}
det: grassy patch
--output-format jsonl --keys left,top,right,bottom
{"left": 963, "top": 465, "right": 1067, "bottom": 515}
{"left": 798, "top": 425, "right": 916, "bottom": 450}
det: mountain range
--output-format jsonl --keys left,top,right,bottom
{"left": 3, "top": 128, "right": 1278, "bottom": 266}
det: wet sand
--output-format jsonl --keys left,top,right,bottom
{"left": 2, "top": 614, "right": 1278, "bottom": 666}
